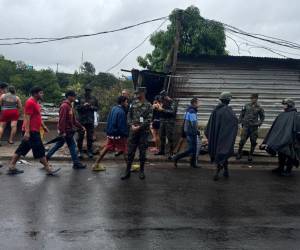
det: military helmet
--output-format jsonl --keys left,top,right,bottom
{"left": 282, "top": 98, "right": 295, "bottom": 107}
{"left": 219, "top": 92, "right": 232, "bottom": 101}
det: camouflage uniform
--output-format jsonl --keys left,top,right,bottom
{"left": 158, "top": 97, "right": 178, "bottom": 157}
{"left": 126, "top": 97, "right": 153, "bottom": 174}
{"left": 238, "top": 100, "right": 265, "bottom": 159}
{"left": 75, "top": 86, "right": 99, "bottom": 157}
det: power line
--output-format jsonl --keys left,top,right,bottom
{"left": 226, "top": 30, "right": 300, "bottom": 58}
{"left": 105, "top": 19, "right": 168, "bottom": 72}
{"left": 0, "top": 16, "right": 168, "bottom": 46}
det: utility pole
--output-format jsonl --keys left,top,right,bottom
{"left": 56, "top": 63, "right": 59, "bottom": 73}
{"left": 79, "top": 51, "right": 84, "bottom": 73}
{"left": 165, "top": 10, "right": 182, "bottom": 94}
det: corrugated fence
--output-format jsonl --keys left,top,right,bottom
{"left": 172, "top": 55, "right": 300, "bottom": 130}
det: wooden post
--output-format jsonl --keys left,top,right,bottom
{"left": 166, "top": 11, "right": 182, "bottom": 96}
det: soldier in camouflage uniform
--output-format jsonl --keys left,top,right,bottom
{"left": 76, "top": 85, "right": 99, "bottom": 159}
{"left": 155, "top": 90, "right": 177, "bottom": 160}
{"left": 121, "top": 87, "right": 152, "bottom": 180}
{"left": 237, "top": 93, "right": 265, "bottom": 162}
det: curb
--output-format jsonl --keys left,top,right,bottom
{"left": 0, "top": 155, "right": 278, "bottom": 166}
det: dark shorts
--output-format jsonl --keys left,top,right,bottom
{"left": 15, "top": 132, "right": 45, "bottom": 159}
{"left": 152, "top": 120, "right": 160, "bottom": 130}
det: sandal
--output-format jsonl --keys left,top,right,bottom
{"left": 46, "top": 167, "right": 61, "bottom": 176}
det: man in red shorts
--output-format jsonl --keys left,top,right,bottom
{"left": 92, "top": 96, "right": 129, "bottom": 171}
{"left": 7, "top": 86, "right": 60, "bottom": 175}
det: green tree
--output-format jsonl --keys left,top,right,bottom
{"left": 34, "top": 69, "right": 61, "bottom": 103}
{"left": 137, "top": 5, "right": 227, "bottom": 71}
{"left": 56, "top": 72, "right": 72, "bottom": 90}
{"left": 0, "top": 56, "right": 16, "bottom": 82}
{"left": 80, "top": 61, "right": 96, "bottom": 75}
{"left": 94, "top": 72, "right": 118, "bottom": 88}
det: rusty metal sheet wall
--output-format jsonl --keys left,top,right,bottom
{"left": 172, "top": 58, "right": 300, "bottom": 128}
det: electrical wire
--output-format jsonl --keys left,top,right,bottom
{"left": 0, "top": 16, "right": 168, "bottom": 45}
{"left": 105, "top": 19, "right": 168, "bottom": 72}
{"left": 226, "top": 30, "right": 300, "bottom": 58}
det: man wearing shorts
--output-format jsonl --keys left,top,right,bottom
{"left": 7, "top": 87, "right": 60, "bottom": 175}
{"left": 92, "top": 96, "right": 129, "bottom": 171}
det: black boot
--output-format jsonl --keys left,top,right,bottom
{"left": 139, "top": 162, "right": 145, "bottom": 180}
{"left": 236, "top": 147, "right": 243, "bottom": 160}
{"left": 223, "top": 164, "right": 229, "bottom": 178}
{"left": 213, "top": 165, "right": 223, "bottom": 181}
{"left": 284, "top": 165, "right": 293, "bottom": 177}
{"left": 272, "top": 166, "right": 284, "bottom": 175}
{"left": 248, "top": 144, "right": 256, "bottom": 162}
{"left": 121, "top": 164, "right": 131, "bottom": 180}
{"left": 73, "top": 162, "right": 87, "bottom": 169}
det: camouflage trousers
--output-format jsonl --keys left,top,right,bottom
{"left": 159, "top": 120, "right": 175, "bottom": 154}
{"left": 127, "top": 129, "right": 149, "bottom": 167}
{"left": 239, "top": 126, "right": 258, "bottom": 149}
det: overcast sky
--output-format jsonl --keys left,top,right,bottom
{"left": 0, "top": 0, "right": 300, "bottom": 76}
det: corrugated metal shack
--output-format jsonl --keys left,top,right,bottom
{"left": 171, "top": 55, "right": 300, "bottom": 132}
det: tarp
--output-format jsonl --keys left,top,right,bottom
{"left": 205, "top": 103, "right": 238, "bottom": 165}
{"left": 262, "top": 108, "right": 300, "bottom": 163}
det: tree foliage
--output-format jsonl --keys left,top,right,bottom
{"left": 0, "top": 56, "right": 133, "bottom": 121}
{"left": 80, "top": 61, "right": 96, "bottom": 75}
{"left": 137, "top": 5, "right": 227, "bottom": 71}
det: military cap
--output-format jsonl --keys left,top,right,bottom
{"left": 135, "top": 86, "right": 146, "bottom": 94}
{"left": 0, "top": 82, "right": 8, "bottom": 89}
{"left": 282, "top": 98, "right": 295, "bottom": 107}
{"left": 85, "top": 84, "right": 92, "bottom": 90}
{"left": 251, "top": 93, "right": 259, "bottom": 99}
{"left": 219, "top": 92, "right": 232, "bottom": 101}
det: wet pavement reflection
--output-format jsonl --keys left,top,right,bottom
{"left": 0, "top": 161, "right": 299, "bottom": 249}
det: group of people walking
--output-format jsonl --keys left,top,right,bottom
{"left": 0, "top": 82, "right": 299, "bottom": 180}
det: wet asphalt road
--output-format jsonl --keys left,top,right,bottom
{"left": 0, "top": 161, "right": 299, "bottom": 250}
